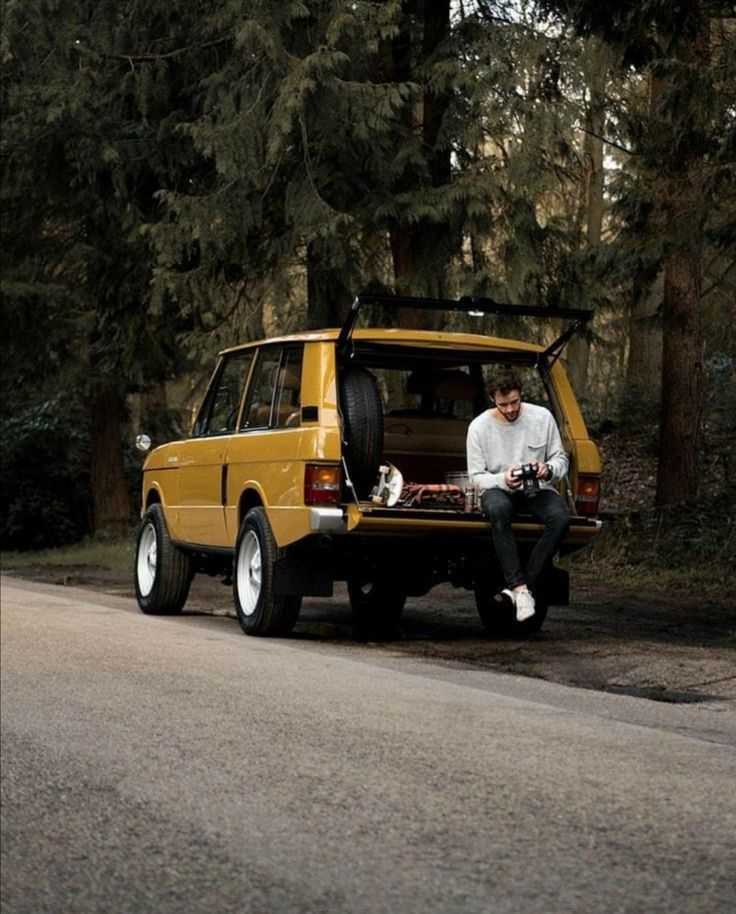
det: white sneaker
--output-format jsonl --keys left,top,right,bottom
{"left": 513, "top": 589, "right": 535, "bottom": 622}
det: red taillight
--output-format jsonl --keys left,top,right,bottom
{"left": 304, "top": 464, "right": 341, "bottom": 506}
{"left": 575, "top": 475, "right": 601, "bottom": 518}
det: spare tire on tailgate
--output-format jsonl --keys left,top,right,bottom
{"left": 339, "top": 368, "right": 383, "bottom": 498}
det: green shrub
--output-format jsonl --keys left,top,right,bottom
{"left": 570, "top": 489, "right": 734, "bottom": 595}
{"left": 0, "top": 400, "right": 92, "bottom": 550}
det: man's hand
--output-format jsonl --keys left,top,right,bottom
{"left": 505, "top": 466, "right": 522, "bottom": 489}
{"left": 533, "top": 461, "right": 552, "bottom": 481}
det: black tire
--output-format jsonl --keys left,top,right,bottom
{"left": 473, "top": 572, "right": 547, "bottom": 639}
{"left": 339, "top": 368, "right": 384, "bottom": 498}
{"left": 134, "top": 504, "right": 192, "bottom": 614}
{"left": 233, "top": 507, "right": 302, "bottom": 636}
{"left": 347, "top": 572, "right": 406, "bottom": 637}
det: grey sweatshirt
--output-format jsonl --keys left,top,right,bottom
{"left": 466, "top": 402, "right": 569, "bottom": 493}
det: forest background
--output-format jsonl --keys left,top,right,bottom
{"left": 1, "top": 1, "right": 734, "bottom": 589}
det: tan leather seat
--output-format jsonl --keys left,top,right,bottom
{"left": 384, "top": 416, "right": 469, "bottom": 482}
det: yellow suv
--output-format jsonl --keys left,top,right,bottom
{"left": 134, "top": 294, "right": 602, "bottom": 637}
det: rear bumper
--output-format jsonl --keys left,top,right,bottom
{"left": 343, "top": 502, "right": 602, "bottom": 545}
{"left": 307, "top": 502, "right": 602, "bottom": 551}
{"left": 310, "top": 507, "right": 347, "bottom": 534}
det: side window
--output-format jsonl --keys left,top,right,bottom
{"left": 193, "top": 351, "right": 254, "bottom": 437}
{"left": 273, "top": 349, "right": 303, "bottom": 428}
{"left": 241, "top": 346, "right": 303, "bottom": 430}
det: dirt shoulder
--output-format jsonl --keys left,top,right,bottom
{"left": 4, "top": 563, "right": 734, "bottom": 706}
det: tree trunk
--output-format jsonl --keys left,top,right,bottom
{"left": 585, "top": 106, "right": 604, "bottom": 247}
{"left": 90, "top": 381, "right": 133, "bottom": 534}
{"left": 386, "top": 0, "right": 451, "bottom": 331}
{"left": 139, "top": 380, "right": 172, "bottom": 445}
{"left": 653, "top": 13, "right": 708, "bottom": 506}
{"left": 567, "top": 57, "right": 606, "bottom": 393}
{"left": 306, "top": 239, "right": 351, "bottom": 330}
{"left": 656, "top": 244, "right": 703, "bottom": 504}
{"left": 626, "top": 275, "right": 663, "bottom": 399}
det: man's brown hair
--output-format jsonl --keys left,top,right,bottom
{"left": 487, "top": 367, "right": 523, "bottom": 400}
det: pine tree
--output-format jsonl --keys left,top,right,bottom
{"left": 153, "top": 1, "right": 457, "bottom": 331}
{"left": 155, "top": 1, "right": 607, "bottom": 339}
{"left": 537, "top": 0, "right": 736, "bottom": 504}
{"left": 1, "top": 1, "right": 217, "bottom": 538}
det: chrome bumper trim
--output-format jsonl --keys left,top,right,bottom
{"left": 310, "top": 507, "right": 346, "bottom": 534}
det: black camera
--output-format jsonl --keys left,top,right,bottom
{"left": 511, "top": 463, "right": 540, "bottom": 494}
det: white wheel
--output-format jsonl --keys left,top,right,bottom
{"left": 232, "top": 508, "right": 301, "bottom": 636}
{"left": 235, "top": 529, "right": 262, "bottom": 617}
{"left": 134, "top": 504, "right": 191, "bottom": 614}
{"left": 136, "top": 521, "right": 157, "bottom": 597}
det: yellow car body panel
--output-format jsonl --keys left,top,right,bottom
{"left": 224, "top": 425, "right": 342, "bottom": 547}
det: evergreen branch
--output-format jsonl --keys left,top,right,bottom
{"left": 244, "top": 80, "right": 267, "bottom": 119}
{"left": 94, "top": 38, "right": 230, "bottom": 64}
{"left": 702, "top": 258, "right": 735, "bottom": 299}
{"left": 200, "top": 281, "right": 247, "bottom": 334}
{"left": 297, "top": 109, "right": 342, "bottom": 220}
{"left": 196, "top": 282, "right": 265, "bottom": 336}
{"left": 582, "top": 128, "right": 634, "bottom": 157}
{"left": 298, "top": 111, "right": 319, "bottom": 199}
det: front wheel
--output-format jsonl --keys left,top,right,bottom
{"left": 233, "top": 507, "right": 301, "bottom": 636}
{"left": 134, "top": 504, "right": 192, "bottom": 614}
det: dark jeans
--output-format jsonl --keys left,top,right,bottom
{"left": 480, "top": 487, "right": 570, "bottom": 592}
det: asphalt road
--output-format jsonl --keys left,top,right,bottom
{"left": 2, "top": 577, "right": 735, "bottom": 914}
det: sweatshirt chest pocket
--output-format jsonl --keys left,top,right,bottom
{"left": 526, "top": 441, "right": 547, "bottom": 463}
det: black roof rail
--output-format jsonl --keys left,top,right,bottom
{"left": 337, "top": 293, "right": 593, "bottom": 361}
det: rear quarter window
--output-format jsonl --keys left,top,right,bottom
{"left": 241, "top": 346, "right": 303, "bottom": 430}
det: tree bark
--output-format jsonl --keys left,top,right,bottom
{"left": 567, "top": 56, "right": 606, "bottom": 393}
{"left": 90, "top": 381, "right": 133, "bottom": 534}
{"left": 139, "top": 379, "right": 173, "bottom": 444}
{"left": 626, "top": 275, "right": 663, "bottom": 398}
{"left": 656, "top": 244, "right": 703, "bottom": 504}
{"left": 306, "top": 239, "right": 351, "bottom": 330}
{"left": 386, "top": 0, "right": 451, "bottom": 330}
{"left": 653, "top": 13, "right": 708, "bottom": 506}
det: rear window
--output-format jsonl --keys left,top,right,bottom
{"left": 371, "top": 363, "right": 552, "bottom": 421}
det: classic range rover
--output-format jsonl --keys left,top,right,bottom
{"left": 134, "top": 294, "right": 602, "bottom": 637}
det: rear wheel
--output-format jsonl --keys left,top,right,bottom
{"left": 233, "top": 507, "right": 301, "bottom": 636}
{"left": 347, "top": 572, "right": 406, "bottom": 637}
{"left": 134, "top": 504, "right": 192, "bottom": 614}
{"left": 473, "top": 573, "right": 547, "bottom": 639}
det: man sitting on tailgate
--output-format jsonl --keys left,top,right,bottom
{"left": 467, "top": 367, "right": 570, "bottom": 622}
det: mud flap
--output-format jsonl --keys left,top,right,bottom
{"left": 273, "top": 556, "right": 333, "bottom": 597}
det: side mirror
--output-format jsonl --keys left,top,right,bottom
{"left": 135, "top": 434, "right": 152, "bottom": 453}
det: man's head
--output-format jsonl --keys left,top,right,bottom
{"left": 487, "top": 367, "right": 523, "bottom": 423}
